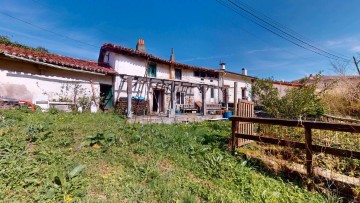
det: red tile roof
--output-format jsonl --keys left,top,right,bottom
{"left": 272, "top": 80, "right": 301, "bottom": 87}
{"left": 99, "top": 43, "right": 218, "bottom": 73}
{"left": 0, "top": 44, "right": 116, "bottom": 75}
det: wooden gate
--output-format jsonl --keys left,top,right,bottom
{"left": 235, "top": 99, "right": 254, "bottom": 147}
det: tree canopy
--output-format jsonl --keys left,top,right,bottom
{"left": 251, "top": 76, "right": 324, "bottom": 119}
{"left": 0, "top": 35, "right": 49, "bottom": 53}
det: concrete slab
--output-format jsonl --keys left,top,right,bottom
{"left": 128, "top": 114, "right": 224, "bottom": 124}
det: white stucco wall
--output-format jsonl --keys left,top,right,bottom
{"left": 224, "top": 73, "right": 252, "bottom": 103}
{"left": 109, "top": 52, "right": 147, "bottom": 76}
{"left": 110, "top": 52, "right": 222, "bottom": 108}
{"left": 0, "top": 58, "right": 112, "bottom": 105}
{"left": 273, "top": 83, "right": 299, "bottom": 97}
{"left": 108, "top": 52, "right": 255, "bottom": 112}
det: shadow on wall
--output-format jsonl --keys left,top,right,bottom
{"left": 6, "top": 72, "right": 88, "bottom": 84}
{"left": 0, "top": 83, "right": 32, "bottom": 101}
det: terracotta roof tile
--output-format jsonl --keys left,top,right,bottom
{"left": 99, "top": 43, "right": 218, "bottom": 73}
{"left": 0, "top": 44, "right": 116, "bottom": 75}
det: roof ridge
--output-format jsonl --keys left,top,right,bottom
{"left": 0, "top": 43, "right": 115, "bottom": 74}
{"left": 100, "top": 43, "right": 219, "bottom": 72}
{"left": 0, "top": 43, "right": 98, "bottom": 63}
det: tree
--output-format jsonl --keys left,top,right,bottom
{"left": 251, "top": 76, "right": 324, "bottom": 119}
{"left": 0, "top": 35, "right": 49, "bottom": 53}
{"left": 321, "top": 61, "right": 360, "bottom": 117}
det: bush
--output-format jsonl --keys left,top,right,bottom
{"left": 251, "top": 76, "right": 324, "bottom": 119}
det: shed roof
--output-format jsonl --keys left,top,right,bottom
{"left": 0, "top": 44, "right": 116, "bottom": 75}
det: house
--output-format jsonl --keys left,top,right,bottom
{"left": 0, "top": 44, "right": 115, "bottom": 110}
{"left": 0, "top": 39, "right": 254, "bottom": 115}
{"left": 272, "top": 80, "right": 301, "bottom": 97}
{"left": 293, "top": 74, "right": 360, "bottom": 93}
{"left": 98, "top": 39, "right": 254, "bottom": 117}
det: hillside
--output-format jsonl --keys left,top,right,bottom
{"left": 0, "top": 110, "right": 335, "bottom": 202}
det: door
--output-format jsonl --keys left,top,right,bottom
{"left": 100, "top": 84, "right": 114, "bottom": 110}
{"left": 152, "top": 89, "right": 164, "bottom": 113}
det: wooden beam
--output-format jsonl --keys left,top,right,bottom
{"left": 305, "top": 126, "right": 314, "bottom": 190}
{"left": 238, "top": 150, "right": 360, "bottom": 187}
{"left": 234, "top": 82, "right": 238, "bottom": 116}
{"left": 170, "top": 81, "right": 176, "bottom": 117}
{"left": 127, "top": 76, "right": 133, "bottom": 118}
{"left": 231, "top": 121, "right": 237, "bottom": 155}
{"left": 230, "top": 117, "right": 360, "bottom": 133}
{"left": 225, "top": 88, "right": 229, "bottom": 110}
{"left": 201, "top": 85, "right": 207, "bottom": 116}
{"left": 236, "top": 133, "right": 360, "bottom": 159}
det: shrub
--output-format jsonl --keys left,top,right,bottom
{"left": 251, "top": 76, "right": 324, "bottom": 119}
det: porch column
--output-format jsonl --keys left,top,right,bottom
{"left": 201, "top": 85, "right": 207, "bottom": 116}
{"left": 170, "top": 81, "right": 176, "bottom": 117}
{"left": 225, "top": 87, "right": 229, "bottom": 111}
{"left": 234, "top": 82, "right": 238, "bottom": 116}
{"left": 147, "top": 79, "right": 152, "bottom": 115}
{"left": 127, "top": 76, "right": 133, "bottom": 118}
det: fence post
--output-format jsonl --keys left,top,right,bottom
{"left": 231, "top": 120, "right": 237, "bottom": 155}
{"left": 305, "top": 126, "right": 314, "bottom": 190}
{"left": 234, "top": 82, "right": 238, "bottom": 116}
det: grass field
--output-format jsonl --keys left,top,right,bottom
{"left": 0, "top": 110, "right": 337, "bottom": 202}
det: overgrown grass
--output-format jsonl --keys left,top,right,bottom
{"left": 0, "top": 110, "right": 337, "bottom": 202}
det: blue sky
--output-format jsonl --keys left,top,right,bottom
{"left": 1, "top": 0, "right": 359, "bottom": 81}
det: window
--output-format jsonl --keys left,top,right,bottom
{"left": 176, "top": 92, "right": 185, "bottom": 104}
{"left": 210, "top": 88, "right": 214, "bottom": 99}
{"left": 194, "top": 70, "right": 200, "bottom": 77}
{"left": 241, "top": 88, "right": 247, "bottom": 99}
{"left": 207, "top": 72, "right": 214, "bottom": 78}
{"left": 193, "top": 71, "right": 219, "bottom": 79}
{"left": 148, "top": 63, "right": 157, "bottom": 77}
{"left": 175, "top": 68, "right": 182, "bottom": 80}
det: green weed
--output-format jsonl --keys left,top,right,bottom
{"left": 0, "top": 109, "right": 338, "bottom": 202}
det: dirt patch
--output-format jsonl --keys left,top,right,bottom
{"left": 187, "top": 173, "right": 213, "bottom": 189}
{"left": 157, "top": 159, "right": 173, "bottom": 173}
{"left": 89, "top": 191, "right": 107, "bottom": 201}
{"left": 131, "top": 152, "right": 146, "bottom": 164}
{"left": 26, "top": 142, "right": 36, "bottom": 161}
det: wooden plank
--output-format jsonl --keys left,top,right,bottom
{"left": 234, "top": 82, "right": 238, "bottom": 116}
{"left": 201, "top": 85, "right": 207, "bottom": 116}
{"left": 236, "top": 133, "right": 306, "bottom": 149}
{"left": 236, "top": 133, "right": 360, "bottom": 159}
{"left": 231, "top": 121, "right": 236, "bottom": 155}
{"left": 237, "top": 150, "right": 360, "bottom": 187}
{"left": 305, "top": 126, "right": 314, "bottom": 190}
{"left": 230, "top": 117, "right": 360, "bottom": 133}
{"left": 126, "top": 76, "right": 133, "bottom": 118}
{"left": 312, "top": 145, "right": 360, "bottom": 160}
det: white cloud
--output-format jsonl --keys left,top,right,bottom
{"left": 325, "top": 37, "right": 357, "bottom": 47}
{"left": 246, "top": 47, "right": 282, "bottom": 54}
{"left": 178, "top": 53, "right": 237, "bottom": 63}
{"left": 351, "top": 46, "right": 360, "bottom": 52}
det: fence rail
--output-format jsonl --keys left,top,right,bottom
{"left": 230, "top": 116, "right": 360, "bottom": 189}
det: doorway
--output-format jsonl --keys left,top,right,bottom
{"left": 100, "top": 84, "right": 114, "bottom": 110}
{"left": 152, "top": 89, "right": 164, "bottom": 113}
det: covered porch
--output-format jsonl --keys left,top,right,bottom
{"left": 114, "top": 74, "right": 228, "bottom": 118}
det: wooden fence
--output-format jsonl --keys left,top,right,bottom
{"left": 230, "top": 116, "right": 360, "bottom": 188}
{"left": 235, "top": 100, "right": 254, "bottom": 146}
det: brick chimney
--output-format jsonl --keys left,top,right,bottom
{"left": 136, "top": 39, "right": 146, "bottom": 52}
{"left": 170, "top": 48, "right": 175, "bottom": 62}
